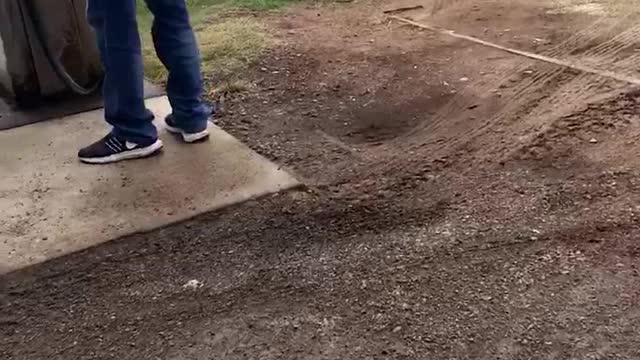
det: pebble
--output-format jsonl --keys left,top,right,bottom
{"left": 183, "top": 280, "right": 203, "bottom": 290}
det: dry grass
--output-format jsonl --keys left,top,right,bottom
{"left": 137, "top": 0, "right": 303, "bottom": 84}
{"left": 142, "top": 18, "right": 269, "bottom": 83}
{"left": 198, "top": 18, "right": 269, "bottom": 76}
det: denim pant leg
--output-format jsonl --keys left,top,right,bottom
{"left": 145, "top": 0, "right": 211, "bottom": 133}
{"left": 87, "top": 0, "right": 157, "bottom": 143}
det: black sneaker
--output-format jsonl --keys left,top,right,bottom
{"left": 165, "top": 115, "right": 210, "bottom": 143}
{"left": 78, "top": 133, "right": 163, "bottom": 164}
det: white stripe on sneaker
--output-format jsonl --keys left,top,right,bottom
{"left": 111, "top": 136, "right": 123, "bottom": 147}
{"left": 107, "top": 137, "right": 122, "bottom": 151}
{"left": 105, "top": 140, "right": 119, "bottom": 152}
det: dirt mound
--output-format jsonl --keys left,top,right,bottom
{"left": 516, "top": 90, "right": 640, "bottom": 166}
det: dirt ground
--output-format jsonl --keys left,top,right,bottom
{"left": 3, "top": 0, "right": 640, "bottom": 359}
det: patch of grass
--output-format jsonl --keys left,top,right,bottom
{"left": 198, "top": 18, "right": 269, "bottom": 75}
{"left": 137, "top": 0, "right": 300, "bottom": 83}
{"left": 142, "top": 17, "right": 269, "bottom": 82}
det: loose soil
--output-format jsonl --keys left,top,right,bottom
{"left": 3, "top": 0, "right": 640, "bottom": 359}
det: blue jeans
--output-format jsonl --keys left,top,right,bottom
{"left": 87, "top": 0, "right": 211, "bottom": 143}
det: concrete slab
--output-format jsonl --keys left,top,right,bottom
{"left": 0, "top": 96, "right": 299, "bottom": 274}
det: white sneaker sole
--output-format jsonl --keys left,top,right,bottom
{"left": 79, "top": 139, "right": 164, "bottom": 164}
{"left": 165, "top": 123, "right": 210, "bottom": 143}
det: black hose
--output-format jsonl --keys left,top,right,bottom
{"left": 22, "top": 0, "right": 101, "bottom": 95}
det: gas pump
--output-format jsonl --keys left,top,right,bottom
{"left": 0, "top": 0, "right": 103, "bottom": 105}
{"left": 0, "top": 0, "right": 104, "bottom": 129}
{"left": 0, "top": 0, "right": 164, "bottom": 130}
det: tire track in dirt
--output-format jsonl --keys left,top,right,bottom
{"left": 579, "top": 23, "right": 640, "bottom": 57}
{"left": 403, "top": 18, "right": 609, "bottom": 141}
{"left": 498, "top": 21, "right": 640, "bottom": 161}
{"left": 284, "top": 1, "right": 637, "bottom": 181}
{"left": 386, "top": 9, "right": 639, "bottom": 171}
{"left": 544, "top": 18, "right": 619, "bottom": 57}
{"left": 401, "top": 65, "right": 579, "bottom": 158}
{"left": 510, "top": 89, "right": 640, "bottom": 164}
{"left": 464, "top": 73, "right": 621, "bottom": 165}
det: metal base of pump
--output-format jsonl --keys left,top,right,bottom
{"left": 0, "top": 81, "right": 164, "bottom": 131}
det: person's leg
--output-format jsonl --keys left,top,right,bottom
{"left": 145, "top": 0, "right": 211, "bottom": 142}
{"left": 80, "top": 0, "right": 162, "bottom": 163}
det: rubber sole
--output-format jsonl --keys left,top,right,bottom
{"left": 165, "top": 123, "right": 210, "bottom": 143}
{"left": 79, "top": 139, "right": 164, "bottom": 164}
